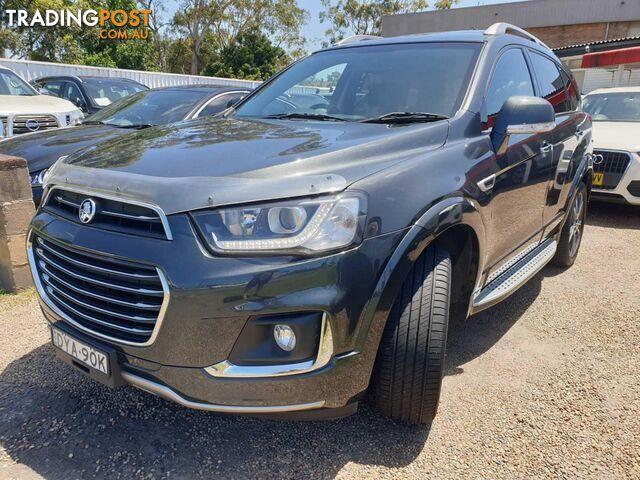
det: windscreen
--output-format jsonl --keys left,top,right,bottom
{"left": 83, "top": 79, "right": 148, "bottom": 107}
{"left": 235, "top": 42, "right": 481, "bottom": 121}
{"left": 583, "top": 92, "right": 640, "bottom": 122}
{"left": 0, "top": 70, "right": 36, "bottom": 96}
{"left": 84, "top": 89, "right": 211, "bottom": 127}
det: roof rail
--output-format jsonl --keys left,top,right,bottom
{"left": 484, "top": 22, "right": 550, "bottom": 50}
{"left": 334, "top": 34, "right": 381, "bottom": 46}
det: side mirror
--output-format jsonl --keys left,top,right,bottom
{"left": 38, "top": 87, "right": 51, "bottom": 95}
{"left": 490, "top": 96, "right": 555, "bottom": 155}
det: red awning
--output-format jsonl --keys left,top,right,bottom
{"left": 581, "top": 46, "right": 640, "bottom": 68}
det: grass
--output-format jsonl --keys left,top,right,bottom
{"left": 0, "top": 287, "right": 36, "bottom": 308}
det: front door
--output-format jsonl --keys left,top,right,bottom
{"left": 482, "top": 47, "right": 552, "bottom": 271}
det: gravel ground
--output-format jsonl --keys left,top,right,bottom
{"left": 0, "top": 202, "right": 639, "bottom": 480}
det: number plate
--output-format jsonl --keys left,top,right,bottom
{"left": 593, "top": 172, "right": 604, "bottom": 187}
{"left": 52, "top": 327, "right": 110, "bottom": 375}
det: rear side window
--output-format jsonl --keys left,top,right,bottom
{"left": 560, "top": 69, "right": 580, "bottom": 111}
{"left": 486, "top": 49, "right": 535, "bottom": 118}
{"left": 530, "top": 52, "right": 569, "bottom": 113}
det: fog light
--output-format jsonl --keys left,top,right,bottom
{"left": 273, "top": 325, "right": 296, "bottom": 351}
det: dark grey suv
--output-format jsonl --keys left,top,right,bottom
{"left": 28, "top": 23, "right": 593, "bottom": 424}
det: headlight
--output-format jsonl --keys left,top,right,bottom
{"left": 192, "top": 194, "right": 366, "bottom": 254}
{"left": 30, "top": 169, "right": 49, "bottom": 186}
{"left": 67, "top": 111, "right": 84, "bottom": 126}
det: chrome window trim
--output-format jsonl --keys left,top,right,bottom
{"left": 191, "top": 90, "right": 249, "bottom": 119}
{"left": 28, "top": 232, "right": 171, "bottom": 347}
{"left": 43, "top": 185, "right": 173, "bottom": 241}
{"left": 121, "top": 371, "right": 325, "bottom": 413}
{"left": 205, "top": 313, "right": 334, "bottom": 378}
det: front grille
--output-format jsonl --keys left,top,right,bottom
{"left": 628, "top": 181, "right": 640, "bottom": 198}
{"left": 593, "top": 150, "right": 632, "bottom": 190}
{"left": 32, "top": 235, "right": 166, "bottom": 344}
{"left": 44, "top": 189, "right": 169, "bottom": 240}
{"left": 12, "top": 114, "right": 59, "bottom": 135}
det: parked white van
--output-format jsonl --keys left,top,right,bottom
{"left": 0, "top": 66, "right": 83, "bottom": 138}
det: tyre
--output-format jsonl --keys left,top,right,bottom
{"left": 371, "top": 245, "right": 451, "bottom": 425}
{"left": 553, "top": 182, "right": 587, "bottom": 267}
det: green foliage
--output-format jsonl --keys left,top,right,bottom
{"left": 0, "top": 0, "right": 308, "bottom": 80}
{"left": 203, "top": 31, "right": 288, "bottom": 80}
{"left": 319, "top": 0, "right": 457, "bottom": 45}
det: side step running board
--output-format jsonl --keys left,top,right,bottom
{"left": 473, "top": 239, "right": 557, "bottom": 313}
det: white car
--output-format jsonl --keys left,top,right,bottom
{"left": 0, "top": 66, "right": 83, "bottom": 139}
{"left": 582, "top": 87, "right": 640, "bottom": 205}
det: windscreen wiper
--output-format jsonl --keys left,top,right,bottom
{"left": 263, "top": 112, "right": 346, "bottom": 122}
{"left": 361, "top": 112, "right": 449, "bottom": 124}
{"left": 112, "top": 123, "right": 154, "bottom": 129}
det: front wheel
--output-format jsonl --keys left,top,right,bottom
{"left": 371, "top": 245, "right": 451, "bottom": 425}
{"left": 554, "top": 182, "right": 587, "bottom": 267}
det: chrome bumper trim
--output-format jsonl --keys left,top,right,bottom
{"left": 204, "top": 313, "right": 334, "bottom": 378}
{"left": 121, "top": 371, "right": 325, "bottom": 413}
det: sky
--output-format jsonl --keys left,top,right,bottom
{"left": 164, "top": 0, "right": 529, "bottom": 52}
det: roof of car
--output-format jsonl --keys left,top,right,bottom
{"left": 154, "top": 84, "right": 252, "bottom": 93}
{"left": 319, "top": 30, "right": 487, "bottom": 52}
{"left": 77, "top": 76, "right": 143, "bottom": 82}
{"left": 586, "top": 86, "right": 640, "bottom": 95}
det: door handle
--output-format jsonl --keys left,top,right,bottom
{"left": 477, "top": 174, "right": 496, "bottom": 193}
{"left": 541, "top": 142, "right": 553, "bottom": 155}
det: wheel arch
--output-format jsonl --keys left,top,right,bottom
{"left": 353, "top": 196, "right": 486, "bottom": 387}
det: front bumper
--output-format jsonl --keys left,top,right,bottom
{"left": 592, "top": 152, "right": 640, "bottom": 205}
{"left": 29, "top": 210, "right": 405, "bottom": 413}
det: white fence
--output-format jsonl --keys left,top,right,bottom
{"left": 0, "top": 57, "right": 261, "bottom": 89}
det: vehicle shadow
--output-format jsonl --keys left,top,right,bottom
{"left": 0, "top": 273, "right": 549, "bottom": 479}
{"left": 587, "top": 201, "right": 640, "bottom": 230}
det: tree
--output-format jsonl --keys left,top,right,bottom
{"left": 173, "top": 0, "right": 308, "bottom": 75}
{"left": 319, "top": 0, "right": 457, "bottom": 45}
{"left": 203, "top": 31, "right": 287, "bottom": 80}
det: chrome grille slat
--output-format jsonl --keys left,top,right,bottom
{"left": 31, "top": 234, "right": 167, "bottom": 344}
{"left": 42, "top": 270, "right": 161, "bottom": 312}
{"left": 101, "top": 210, "right": 162, "bottom": 223}
{"left": 43, "top": 278, "right": 157, "bottom": 323}
{"left": 37, "top": 253, "right": 164, "bottom": 297}
{"left": 36, "top": 237, "right": 158, "bottom": 281}
{"left": 45, "top": 288, "right": 154, "bottom": 337}
{"left": 12, "top": 114, "right": 60, "bottom": 134}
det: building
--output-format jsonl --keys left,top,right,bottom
{"left": 381, "top": 0, "right": 640, "bottom": 92}
{"left": 381, "top": 0, "right": 640, "bottom": 49}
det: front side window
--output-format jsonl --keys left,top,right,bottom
{"left": 236, "top": 42, "right": 481, "bottom": 121}
{"left": 530, "top": 52, "right": 569, "bottom": 113}
{"left": 583, "top": 92, "right": 640, "bottom": 122}
{"left": 41, "top": 80, "right": 63, "bottom": 97}
{"left": 0, "top": 70, "right": 36, "bottom": 96}
{"left": 485, "top": 48, "right": 535, "bottom": 119}
{"left": 198, "top": 92, "right": 247, "bottom": 117}
{"left": 63, "top": 82, "right": 85, "bottom": 106}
